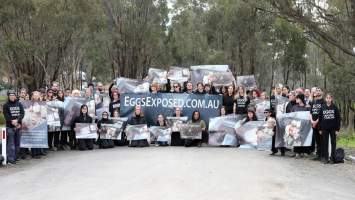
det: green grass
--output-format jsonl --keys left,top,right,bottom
{"left": 338, "top": 131, "right": 355, "bottom": 149}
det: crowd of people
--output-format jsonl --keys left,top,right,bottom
{"left": 2, "top": 78, "right": 341, "bottom": 166}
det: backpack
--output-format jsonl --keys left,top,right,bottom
{"left": 334, "top": 148, "right": 345, "bottom": 163}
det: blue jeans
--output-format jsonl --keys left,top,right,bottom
{"left": 6, "top": 127, "right": 21, "bottom": 162}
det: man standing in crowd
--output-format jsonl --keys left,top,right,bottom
{"left": 270, "top": 84, "right": 282, "bottom": 112}
{"left": 96, "top": 82, "right": 105, "bottom": 94}
{"left": 2, "top": 90, "right": 25, "bottom": 164}
{"left": 52, "top": 82, "right": 60, "bottom": 99}
{"left": 310, "top": 87, "right": 325, "bottom": 160}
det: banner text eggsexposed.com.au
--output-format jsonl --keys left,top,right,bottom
{"left": 123, "top": 95, "right": 220, "bottom": 109}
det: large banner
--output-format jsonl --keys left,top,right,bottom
{"left": 148, "top": 126, "right": 172, "bottom": 143}
{"left": 208, "top": 114, "right": 245, "bottom": 146}
{"left": 166, "top": 117, "right": 188, "bottom": 132}
{"left": 235, "top": 121, "right": 266, "bottom": 149}
{"left": 236, "top": 75, "right": 257, "bottom": 89}
{"left": 255, "top": 99, "right": 270, "bottom": 121}
{"left": 275, "top": 111, "right": 313, "bottom": 148}
{"left": 95, "top": 94, "right": 111, "bottom": 120}
{"left": 125, "top": 124, "right": 150, "bottom": 141}
{"left": 190, "top": 65, "right": 234, "bottom": 88}
{"left": 116, "top": 77, "right": 150, "bottom": 93}
{"left": 148, "top": 68, "right": 168, "bottom": 85}
{"left": 20, "top": 101, "right": 48, "bottom": 148}
{"left": 167, "top": 66, "right": 190, "bottom": 84}
{"left": 275, "top": 96, "right": 289, "bottom": 117}
{"left": 63, "top": 97, "right": 87, "bottom": 127}
{"left": 75, "top": 123, "right": 98, "bottom": 139}
{"left": 180, "top": 123, "right": 202, "bottom": 139}
{"left": 256, "top": 123, "right": 274, "bottom": 151}
{"left": 120, "top": 93, "right": 222, "bottom": 126}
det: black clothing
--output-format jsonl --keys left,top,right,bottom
{"left": 310, "top": 98, "right": 325, "bottom": 121}
{"left": 285, "top": 100, "right": 296, "bottom": 113}
{"left": 128, "top": 115, "right": 149, "bottom": 147}
{"left": 223, "top": 95, "right": 234, "bottom": 114}
{"left": 234, "top": 96, "right": 250, "bottom": 115}
{"left": 3, "top": 99, "right": 25, "bottom": 128}
{"left": 97, "top": 118, "right": 115, "bottom": 149}
{"left": 109, "top": 100, "right": 120, "bottom": 117}
{"left": 319, "top": 103, "right": 341, "bottom": 132}
{"left": 72, "top": 114, "right": 94, "bottom": 151}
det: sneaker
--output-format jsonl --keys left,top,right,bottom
{"left": 270, "top": 152, "right": 276, "bottom": 156}
{"left": 312, "top": 156, "right": 321, "bottom": 161}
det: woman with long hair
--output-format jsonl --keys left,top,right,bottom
{"left": 234, "top": 86, "right": 250, "bottom": 115}
{"left": 72, "top": 105, "right": 95, "bottom": 151}
{"left": 185, "top": 110, "right": 207, "bottom": 147}
{"left": 223, "top": 85, "right": 235, "bottom": 115}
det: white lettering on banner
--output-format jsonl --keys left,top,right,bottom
{"left": 123, "top": 96, "right": 220, "bottom": 109}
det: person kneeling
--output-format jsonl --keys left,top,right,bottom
{"left": 72, "top": 105, "right": 94, "bottom": 151}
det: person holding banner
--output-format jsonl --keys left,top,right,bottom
{"left": 223, "top": 85, "right": 235, "bottom": 114}
{"left": 97, "top": 111, "right": 115, "bottom": 149}
{"left": 30, "top": 91, "right": 45, "bottom": 159}
{"left": 220, "top": 106, "right": 227, "bottom": 116}
{"left": 155, "top": 114, "right": 169, "bottom": 146}
{"left": 72, "top": 105, "right": 95, "bottom": 151}
{"left": 150, "top": 82, "right": 159, "bottom": 94}
{"left": 319, "top": 94, "right": 341, "bottom": 164}
{"left": 185, "top": 111, "right": 206, "bottom": 147}
{"left": 128, "top": 105, "right": 149, "bottom": 147}
{"left": 243, "top": 109, "right": 258, "bottom": 124}
{"left": 195, "top": 82, "right": 206, "bottom": 94}
{"left": 291, "top": 94, "right": 311, "bottom": 158}
{"left": 286, "top": 91, "right": 297, "bottom": 113}
{"left": 109, "top": 91, "right": 120, "bottom": 117}
{"left": 172, "top": 83, "right": 182, "bottom": 93}
{"left": 234, "top": 86, "right": 250, "bottom": 115}
{"left": 170, "top": 107, "right": 185, "bottom": 146}
{"left": 3, "top": 90, "right": 25, "bottom": 164}
{"left": 185, "top": 82, "right": 194, "bottom": 94}
{"left": 46, "top": 89, "right": 60, "bottom": 151}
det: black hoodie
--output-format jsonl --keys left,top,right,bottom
{"left": 319, "top": 103, "right": 341, "bottom": 131}
{"left": 3, "top": 98, "right": 25, "bottom": 128}
{"left": 310, "top": 98, "right": 325, "bottom": 121}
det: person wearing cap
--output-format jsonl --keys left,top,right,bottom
{"left": 2, "top": 90, "right": 25, "bottom": 164}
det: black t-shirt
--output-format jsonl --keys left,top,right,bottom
{"left": 310, "top": 98, "right": 325, "bottom": 121}
{"left": 234, "top": 96, "right": 250, "bottom": 115}
{"left": 109, "top": 100, "right": 120, "bottom": 117}
{"left": 223, "top": 95, "right": 234, "bottom": 114}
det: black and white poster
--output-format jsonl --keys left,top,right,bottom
{"left": 125, "top": 124, "right": 150, "bottom": 141}
{"left": 20, "top": 101, "right": 48, "bottom": 148}
{"left": 235, "top": 121, "right": 266, "bottom": 149}
{"left": 63, "top": 97, "right": 87, "bottom": 127}
{"left": 75, "top": 123, "right": 98, "bottom": 139}
{"left": 208, "top": 115, "right": 244, "bottom": 146}
{"left": 256, "top": 123, "right": 274, "bottom": 151}
{"left": 167, "top": 66, "right": 190, "bottom": 84}
{"left": 166, "top": 116, "right": 188, "bottom": 132}
{"left": 148, "top": 126, "right": 172, "bottom": 143}
{"left": 95, "top": 94, "right": 111, "bottom": 120}
{"left": 236, "top": 75, "right": 257, "bottom": 89}
{"left": 47, "top": 100, "right": 63, "bottom": 132}
{"left": 180, "top": 123, "right": 202, "bottom": 139}
{"left": 116, "top": 77, "right": 150, "bottom": 93}
{"left": 275, "top": 96, "right": 289, "bottom": 117}
{"left": 255, "top": 99, "right": 270, "bottom": 121}
{"left": 275, "top": 111, "right": 313, "bottom": 148}
{"left": 120, "top": 93, "right": 222, "bottom": 126}
{"left": 148, "top": 68, "right": 168, "bottom": 84}
{"left": 99, "top": 123, "right": 123, "bottom": 140}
